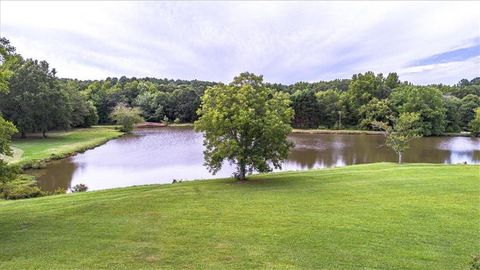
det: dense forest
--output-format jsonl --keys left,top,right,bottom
{"left": 1, "top": 38, "right": 479, "bottom": 137}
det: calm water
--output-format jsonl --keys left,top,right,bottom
{"left": 32, "top": 126, "right": 480, "bottom": 192}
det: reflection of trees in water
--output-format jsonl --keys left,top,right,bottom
{"left": 32, "top": 159, "right": 77, "bottom": 192}
{"left": 288, "top": 134, "right": 399, "bottom": 168}
{"left": 287, "top": 134, "right": 480, "bottom": 168}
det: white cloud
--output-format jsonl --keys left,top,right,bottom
{"left": 1, "top": 1, "right": 479, "bottom": 84}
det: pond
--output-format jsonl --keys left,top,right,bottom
{"left": 31, "top": 126, "right": 480, "bottom": 192}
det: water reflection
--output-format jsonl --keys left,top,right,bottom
{"left": 31, "top": 126, "right": 480, "bottom": 191}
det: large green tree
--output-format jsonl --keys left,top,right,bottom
{"left": 291, "top": 89, "right": 321, "bottom": 128}
{"left": 344, "top": 71, "right": 393, "bottom": 125}
{"left": 389, "top": 86, "right": 446, "bottom": 136}
{"left": 459, "top": 94, "right": 480, "bottom": 130}
{"left": 0, "top": 59, "right": 70, "bottom": 137}
{"left": 315, "top": 89, "right": 342, "bottom": 128}
{"left": 195, "top": 72, "right": 294, "bottom": 181}
{"left": 444, "top": 96, "right": 461, "bottom": 133}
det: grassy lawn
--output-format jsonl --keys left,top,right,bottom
{"left": 0, "top": 163, "right": 478, "bottom": 269}
{"left": 8, "top": 126, "right": 123, "bottom": 168}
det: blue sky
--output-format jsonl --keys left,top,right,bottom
{"left": 1, "top": 1, "right": 479, "bottom": 85}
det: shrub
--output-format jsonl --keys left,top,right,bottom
{"left": 1, "top": 175, "right": 43, "bottom": 200}
{"left": 174, "top": 117, "right": 181, "bottom": 124}
{"left": 71, "top": 183, "right": 88, "bottom": 193}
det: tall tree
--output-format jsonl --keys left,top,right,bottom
{"left": 195, "top": 72, "right": 294, "bottom": 181}
{"left": 316, "top": 89, "right": 342, "bottom": 128}
{"left": 344, "top": 71, "right": 390, "bottom": 125}
{"left": 459, "top": 94, "right": 480, "bottom": 130}
{"left": 0, "top": 59, "right": 70, "bottom": 137}
{"left": 389, "top": 86, "right": 446, "bottom": 136}
{"left": 444, "top": 96, "right": 461, "bottom": 133}
{"left": 291, "top": 89, "right": 321, "bottom": 128}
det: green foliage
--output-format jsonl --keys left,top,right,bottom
{"left": 134, "top": 90, "right": 166, "bottom": 122}
{"left": 372, "top": 112, "right": 422, "bottom": 163}
{"left": 385, "top": 72, "right": 400, "bottom": 89}
{"left": 315, "top": 89, "right": 342, "bottom": 128}
{"left": 0, "top": 116, "right": 17, "bottom": 156}
{"left": 291, "top": 89, "right": 321, "bottom": 128}
{"left": 469, "top": 108, "right": 480, "bottom": 136}
{"left": 195, "top": 72, "right": 294, "bottom": 180}
{"left": 459, "top": 94, "right": 480, "bottom": 130}
{"left": 70, "top": 183, "right": 88, "bottom": 193}
{"left": 1, "top": 174, "right": 43, "bottom": 200}
{"left": 0, "top": 160, "right": 19, "bottom": 185}
{"left": 342, "top": 72, "right": 394, "bottom": 125}
{"left": 390, "top": 86, "right": 446, "bottom": 136}
{"left": 110, "top": 103, "right": 144, "bottom": 132}
{"left": 0, "top": 37, "right": 19, "bottom": 93}
{"left": 444, "top": 96, "right": 461, "bottom": 133}
{"left": 358, "top": 98, "right": 393, "bottom": 129}
{"left": 0, "top": 58, "right": 70, "bottom": 137}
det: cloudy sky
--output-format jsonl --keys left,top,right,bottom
{"left": 1, "top": 1, "right": 479, "bottom": 85}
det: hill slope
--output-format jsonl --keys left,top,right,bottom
{"left": 0, "top": 163, "right": 478, "bottom": 269}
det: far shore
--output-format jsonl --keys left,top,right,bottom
{"left": 136, "top": 123, "right": 474, "bottom": 137}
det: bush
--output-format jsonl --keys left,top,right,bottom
{"left": 71, "top": 183, "right": 88, "bottom": 193}
{"left": 174, "top": 118, "right": 181, "bottom": 124}
{"left": 1, "top": 175, "right": 43, "bottom": 200}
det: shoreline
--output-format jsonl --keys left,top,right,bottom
{"left": 10, "top": 126, "right": 124, "bottom": 170}
{"left": 138, "top": 123, "right": 474, "bottom": 137}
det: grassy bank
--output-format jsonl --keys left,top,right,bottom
{"left": 9, "top": 126, "right": 123, "bottom": 168}
{"left": 0, "top": 163, "right": 478, "bottom": 269}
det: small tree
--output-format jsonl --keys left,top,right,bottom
{"left": 195, "top": 72, "right": 294, "bottom": 181}
{"left": 469, "top": 107, "right": 480, "bottom": 137}
{"left": 110, "top": 103, "right": 144, "bottom": 132}
{"left": 372, "top": 112, "right": 421, "bottom": 164}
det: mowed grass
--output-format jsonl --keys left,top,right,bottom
{"left": 0, "top": 163, "right": 478, "bottom": 269}
{"left": 9, "top": 126, "right": 122, "bottom": 167}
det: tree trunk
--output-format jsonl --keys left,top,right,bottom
{"left": 398, "top": 152, "right": 403, "bottom": 164}
{"left": 42, "top": 130, "right": 47, "bottom": 138}
{"left": 21, "top": 131, "right": 26, "bottom": 138}
{"left": 238, "top": 163, "right": 246, "bottom": 181}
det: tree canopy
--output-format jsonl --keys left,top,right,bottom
{"left": 194, "top": 72, "right": 294, "bottom": 180}
{"left": 1, "top": 37, "right": 479, "bottom": 137}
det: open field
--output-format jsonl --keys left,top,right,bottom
{"left": 9, "top": 126, "right": 123, "bottom": 168}
{"left": 0, "top": 163, "right": 478, "bottom": 269}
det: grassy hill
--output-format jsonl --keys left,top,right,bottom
{"left": 8, "top": 126, "right": 122, "bottom": 168}
{"left": 0, "top": 163, "right": 478, "bottom": 269}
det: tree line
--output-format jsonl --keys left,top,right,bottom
{"left": 1, "top": 37, "right": 479, "bottom": 138}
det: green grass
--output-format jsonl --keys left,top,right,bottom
{"left": 0, "top": 163, "right": 478, "bottom": 269}
{"left": 9, "top": 126, "right": 123, "bottom": 168}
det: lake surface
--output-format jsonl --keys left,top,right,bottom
{"left": 32, "top": 126, "right": 480, "bottom": 192}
